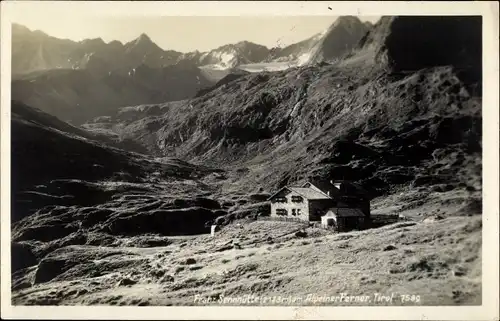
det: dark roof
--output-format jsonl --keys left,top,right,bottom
{"left": 267, "top": 186, "right": 331, "bottom": 201}
{"left": 324, "top": 208, "right": 365, "bottom": 217}
{"left": 268, "top": 180, "right": 369, "bottom": 201}
{"left": 307, "top": 179, "right": 369, "bottom": 199}
{"left": 289, "top": 187, "right": 331, "bottom": 200}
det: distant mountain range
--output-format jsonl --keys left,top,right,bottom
{"left": 11, "top": 16, "right": 371, "bottom": 124}
{"left": 12, "top": 16, "right": 370, "bottom": 75}
{"left": 12, "top": 25, "right": 182, "bottom": 77}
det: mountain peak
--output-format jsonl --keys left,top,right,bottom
{"left": 329, "top": 16, "right": 365, "bottom": 32}
{"left": 108, "top": 40, "right": 124, "bottom": 47}
{"left": 123, "top": 32, "right": 163, "bottom": 54}
{"left": 306, "top": 16, "right": 370, "bottom": 64}
{"left": 12, "top": 24, "right": 49, "bottom": 38}
{"left": 12, "top": 23, "right": 32, "bottom": 33}
{"left": 126, "top": 32, "right": 161, "bottom": 51}
{"left": 334, "top": 16, "right": 363, "bottom": 25}
{"left": 136, "top": 33, "right": 153, "bottom": 43}
{"left": 235, "top": 40, "right": 265, "bottom": 49}
{"left": 80, "top": 38, "right": 106, "bottom": 46}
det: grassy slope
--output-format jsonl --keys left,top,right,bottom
{"left": 12, "top": 213, "right": 481, "bottom": 306}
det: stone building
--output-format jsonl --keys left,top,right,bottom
{"left": 267, "top": 180, "right": 370, "bottom": 232}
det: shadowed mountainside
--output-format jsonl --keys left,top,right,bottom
{"left": 308, "top": 16, "right": 370, "bottom": 64}
{"left": 11, "top": 101, "right": 229, "bottom": 274}
{"left": 357, "top": 16, "right": 482, "bottom": 90}
{"left": 11, "top": 65, "right": 213, "bottom": 125}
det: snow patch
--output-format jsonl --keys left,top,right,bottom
{"left": 239, "top": 61, "right": 294, "bottom": 73}
{"left": 218, "top": 51, "right": 236, "bottom": 67}
{"left": 297, "top": 53, "right": 312, "bottom": 66}
{"left": 200, "top": 52, "right": 210, "bottom": 61}
{"left": 201, "top": 63, "right": 229, "bottom": 71}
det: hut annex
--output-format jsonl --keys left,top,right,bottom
{"left": 267, "top": 180, "right": 370, "bottom": 232}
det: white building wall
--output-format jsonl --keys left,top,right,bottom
{"left": 270, "top": 190, "right": 310, "bottom": 221}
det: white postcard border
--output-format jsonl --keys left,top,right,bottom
{"left": 1, "top": 1, "right": 498, "bottom": 320}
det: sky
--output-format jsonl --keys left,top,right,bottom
{"left": 12, "top": 15, "right": 380, "bottom": 53}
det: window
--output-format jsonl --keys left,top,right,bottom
{"left": 276, "top": 209, "right": 288, "bottom": 216}
{"left": 291, "top": 196, "right": 303, "bottom": 203}
{"left": 273, "top": 197, "right": 287, "bottom": 203}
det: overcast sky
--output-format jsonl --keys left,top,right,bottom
{"left": 12, "top": 16, "right": 380, "bottom": 52}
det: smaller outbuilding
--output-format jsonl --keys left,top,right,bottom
{"left": 321, "top": 208, "right": 366, "bottom": 231}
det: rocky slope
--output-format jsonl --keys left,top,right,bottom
{"left": 11, "top": 100, "right": 230, "bottom": 270}
{"left": 194, "top": 69, "right": 251, "bottom": 98}
{"left": 267, "top": 33, "right": 324, "bottom": 64}
{"left": 85, "top": 16, "right": 482, "bottom": 198}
